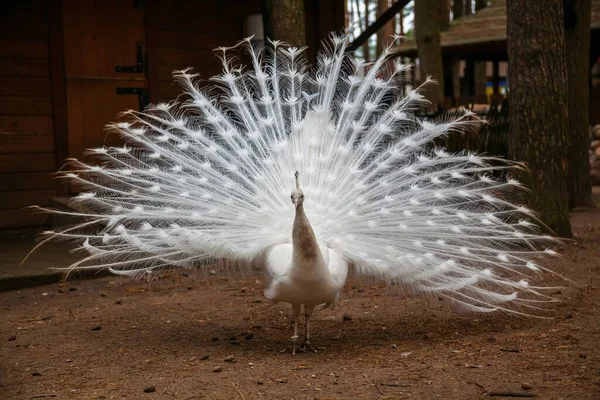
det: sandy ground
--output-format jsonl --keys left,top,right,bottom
{"left": 1, "top": 210, "right": 599, "bottom": 399}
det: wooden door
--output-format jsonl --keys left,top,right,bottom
{"left": 62, "top": 0, "right": 147, "bottom": 161}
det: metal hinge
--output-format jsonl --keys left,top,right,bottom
{"left": 116, "top": 42, "right": 144, "bottom": 73}
{"left": 116, "top": 87, "right": 149, "bottom": 111}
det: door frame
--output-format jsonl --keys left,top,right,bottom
{"left": 48, "top": 0, "right": 69, "bottom": 196}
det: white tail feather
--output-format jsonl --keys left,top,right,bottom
{"left": 39, "top": 34, "right": 560, "bottom": 313}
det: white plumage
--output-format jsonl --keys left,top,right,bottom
{"left": 38, "top": 35, "right": 559, "bottom": 353}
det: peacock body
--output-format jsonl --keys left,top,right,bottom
{"left": 39, "top": 35, "right": 559, "bottom": 353}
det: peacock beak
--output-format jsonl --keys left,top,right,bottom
{"left": 293, "top": 199, "right": 299, "bottom": 208}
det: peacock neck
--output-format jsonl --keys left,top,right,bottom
{"left": 292, "top": 204, "right": 323, "bottom": 266}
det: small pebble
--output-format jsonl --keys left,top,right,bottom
{"left": 115, "top": 300, "right": 122, "bottom": 305}
{"left": 257, "top": 380, "right": 264, "bottom": 385}
{"left": 357, "top": 288, "right": 365, "bottom": 293}
{"left": 32, "top": 372, "right": 42, "bottom": 376}
{"left": 187, "top": 286, "right": 193, "bottom": 290}
{"left": 521, "top": 383, "right": 532, "bottom": 390}
{"left": 579, "top": 353, "right": 588, "bottom": 359}
{"left": 91, "top": 325, "right": 102, "bottom": 331}
{"left": 100, "top": 293, "right": 107, "bottom": 297}
{"left": 200, "top": 354, "right": 210, "bottom": 360}
{"left": 343, "top": 314, "right": 352, "bottom": 321}
{"left": 230, "top": 340, "right": 241, "bottom": 345}
{"left": 245, "top": 333, "right": 254, "bottom": 341}
{"left": 143, "top": 385, "right": 156, "bottom": 393}
{"left": 276, "top": 378, "right": 288, "bottom": 383}
{"left": 392, "top": 344, "right": 398, "bottom": 349}
{"left": 8, "top": 335, "right": 16, "bottom": 341}
{"left": 213, "top": 366, "right": 223, "bottom": 373}
{"left": 224, "top": 355, "right": 236, "bottom": 363}
{"left": 69, "top": 287, "right": 77, "bottom": 292}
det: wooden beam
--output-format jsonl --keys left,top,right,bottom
{"left": 348, "top": 0, "right": 411, "bottom": 52}
{"left": 49, "top": 0, "right": 69, "bottom": 196}
{"left": 492, "top": 59, "right": 500, "bottom": 95}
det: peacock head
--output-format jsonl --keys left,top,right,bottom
{"left": 291, "top": 171, "right": 305, "bottom": 208}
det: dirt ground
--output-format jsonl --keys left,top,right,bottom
{"left": 1, "top": 211, "right": 599, "bottom": 400}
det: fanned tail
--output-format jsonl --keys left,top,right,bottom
{"left": 36, "top": 34, "right": 562, "bottom": 314}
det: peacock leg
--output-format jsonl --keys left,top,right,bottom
{"left": 301, "top": 304, "right": 318, "bottom": 353}
{"left": 280, "top": 303, "right": 301, "bottom": 355}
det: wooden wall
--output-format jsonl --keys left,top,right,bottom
{"left": 146, "top": 0, "right": 345, "bottom": 103}
{"left": 0, "top": 1, "right": 55, "bottom": 228}
{"left": 146, "top": 0, "right": 263, "bottom": 103}
{"left": 0, "top": 0, "right": 345, "bottom": 229}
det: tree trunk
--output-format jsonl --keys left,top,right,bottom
{"left": 363, "top": 0, "right": 371, "bottom": 61}
{"left": 262, "top": 0, "right": 306, "bottom": 47}
{"left": 439, "top": 0, "right": 450, "bottom": 31}
{"left": 415, "top": 0, "right": 445, "bottom": 110}
{"left": 453, "top": 0, "right": 463, "bottom": 19}
{"left": 507, "top": 0, "right": 572, "bottom": 237}
{"left": 376, "top": 0, "right": 394, "bottom": 56}
{"left": 565, "top": 0, "right": 593, "bottom": 208}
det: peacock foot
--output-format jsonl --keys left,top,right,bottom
{"left": 300, "top": 339, "right": 317, "bottom": 353}
{"left": 280, "top": 335, "right": 300, "bottom": 355}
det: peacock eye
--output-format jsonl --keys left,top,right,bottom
{"left": 301, "top": 195, "right": 304, "bottom": 199}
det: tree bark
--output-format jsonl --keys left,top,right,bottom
{"left": 415, "top": 0, "right": 445, "bottom": 110}
{"left": 363, "top": 0, "right": 371, "bottom": 61}
{"left": 262, "top": 0, "right": 306, "bottom": 48}
{"left": 507, "top": 0, "right": 572, "bottom": 237}
{"left": 376, "top": 0, "right": 394, "bottom": 56}
{"left": 565, "top": 0, "right": 593, "bottom": 208}
{"left": 465, "top": 0, "right": 472, "bottom": 15}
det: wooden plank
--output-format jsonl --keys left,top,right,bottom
{"left": 152, "top": 30, "right": 230, "bottom": 50}
{"left": 0, "top": 97, "right": 53, "bottom": 116}
{"left": 0, "top": 172, "right": 55, "bottom": 191}
{"left": 49, "top": 0, "right": 69, "bottom": 197}
{"left": 156, "top": 65, "right": 221, "bottom": 82}
{"left": 0, "top": 189, "right": 56, "bottom": 209}
{"left": 62, "top": 0, "right": 145, "bottom": 79}
{"left": 66, "top": 79, "right": 144, "bottom": 159}
{"left": 0, "top": 133, "right": 55, "bottom": 153}
{"left": 0, "top": 58, "right": 49, "bottom": 78}
{"left": 0, "top": 153, "right": 55, "bottom": 173}
{"left": 0, "top": 208, "right": 50, "bottom": 228}
{"left": 0, "top": 40, "right": 48, "bottom": 59}
{"left": 0, "top": 78, "right": 51, "bottom": 96}
{"left": 0, "top": 1, "right": 50, "bottom": 41}
{"left": 153, "top": 48, "right": 217, "bottom": 68}
{"left": 0, "top": 116, "right": 54, "bottom": 134}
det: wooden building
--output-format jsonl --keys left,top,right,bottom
{"left": 0, "top": 0, "right": 345, "bottom": 229}
{"left": 394, "top": 0, "right": 600, "bottom": 115}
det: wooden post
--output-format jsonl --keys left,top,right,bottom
{"left": 49, "top": 0, "right": 69, "bottom": 197}
{"left": 492, "top": 59, "right": 500, "bottom": 95}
